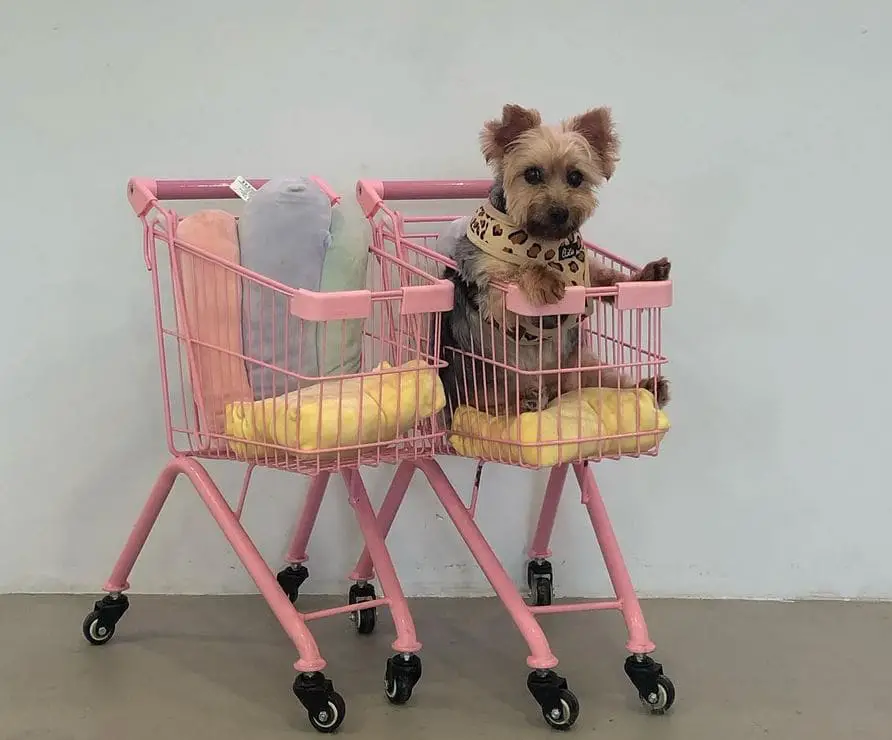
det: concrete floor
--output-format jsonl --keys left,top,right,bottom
{"left": 2, "top": 596, "right": 890, "bottom": 739}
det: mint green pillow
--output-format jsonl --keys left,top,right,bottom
{"left": 317, "top": 201, "right": 369, "bottom": 377}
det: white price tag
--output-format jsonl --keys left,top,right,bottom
{"left": 229, "top": 176, "right": 257, "bottom": 201}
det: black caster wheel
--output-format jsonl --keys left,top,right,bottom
{"left": 542, "top": 688, "right": 580, "bottom": 730}
{"left": 640, "top": 675, "right": 675, "bottom": 713}
{"left": 293, "top": 672, "right": 346, "bottom": 734}
{"left": 348, "top": 582, "right": 377, "bottom": 635}
{"left": 624, "top": 654, "right": 676, "bottom": 714}
{"left": 384, "top": 653, "right": 422, "bottom": 705}
{"left": 527, "top": 670, "right": 580, "bottom": 731}
{"left": 81, "top": 594, "right": 129, "bottom": 646}
{"left": 527, "top": 560, "right": 553, "bottom": 606}
{"left": 277, "top": 564, "right": 309, "bottom": 604}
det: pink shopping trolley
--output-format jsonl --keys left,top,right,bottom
{"left": 350, "top": 178, "right": 676, "bottom": 730}
{"left": 81, "top": 177, "right": 453, "bottom": 733}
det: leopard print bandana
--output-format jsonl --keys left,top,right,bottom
{"left": 466, "top": 200, "right": 589, "bottom": 287}
{"left": 466, "top": 200, "right": 591, "bottom": 344}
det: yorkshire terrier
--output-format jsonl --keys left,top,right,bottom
{"left": 439, "top": 103, "right": 671, "bottom": 417}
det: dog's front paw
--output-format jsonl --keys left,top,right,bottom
{"left": 636, "top": 257, "right": 671, "bottom": 282}
{"left": 519, "top": 264, "right": 566, "bottom": 305}
{"left": 639, "top": 376, "right": 670, "bottom": 407}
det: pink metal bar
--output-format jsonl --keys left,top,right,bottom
{"left": 528, "top": 464, "right": 569, "bottom": 559}
{"left": 355, "top": 178, "right": 492, "bottom": 218}
{"left": 128, "top": 176, "right": 341, "bottom": 216}
{"left": 285, "top": 472, "right": 331, "bottom": 564}
{"left": 153, "top": 177, "right": 340, "bottom": 203}
{"left": 414, "top": 459, "right": 558, "bottom": 670}
{"left": 529, "top": 600, "right": 622, "bottom": 615}
{"left": 573, "top": 462, "right": 655, "bottom": 654}
{"left": 349, "top": 461, "right": 415, "bottom": 582}
{"left": 104, "top": 457, "right": 326, "bottom": 672}
{"left": 234, "top": 464, "right": 255, "bottom": 520}
{"left": 158, "top": 178, "right": 270, "bottom": 200}
{"left": 302, "top": 598, "right": 391, "bottom": 623}
{"left": 342, "top": 469, "right": 421, "bottom": 654}
{"left": 368, "top": 178, "right": 491, "bottom": 201}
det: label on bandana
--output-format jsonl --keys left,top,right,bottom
{"left": 559, "top": 243, "right": 581, "bottom": 261}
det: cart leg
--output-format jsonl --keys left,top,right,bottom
{"left": 573, "top": 462, "right": 655, "bottom": 654}
{"left": 102, "top": 457, "right": 326, "bottom": 672}
{"left": 415, "top": 458, "right": 558, "bottom": 670}
{"left": 284, "top": 472, "right": 331, "bottom": 564}
{"left": 103, "top": 459, "right": 179, "bottom": 594}
{"left": 342, "top": 469, "right": 421, "bottom": 654}
{"left": 348, "top": 461, "right": 415, "bottom": 582}
{"left": 528, "top": 464, "right": 569, "bottom": 559}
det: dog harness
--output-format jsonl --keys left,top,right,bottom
{"left": 465, "top": 200, "right": 592, "bottom": 343}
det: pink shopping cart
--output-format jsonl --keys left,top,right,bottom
{"left": 81, "top": 177, "right": 453, "bottom": 733}
{"left": 350, "top": 178, "right": 676, "bottom": 730}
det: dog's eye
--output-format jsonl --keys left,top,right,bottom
{"left": 566, "top": 170, "right": 584, "bottom": 188}
{"left": 524, "top": 167, "right": 544, "bottom": 185}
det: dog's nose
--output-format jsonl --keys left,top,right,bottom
{"left": 548, "top": 206, "right": 569, "bottom": 225}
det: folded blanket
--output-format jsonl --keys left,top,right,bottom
{"left": 448, "top": 387, "right": 669, "bottom": 466}
{"left": 225, "top": 360, "right": 445, "bottom": 459}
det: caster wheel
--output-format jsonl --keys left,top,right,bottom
{"left": 640, "top": 675, "right": 675, "bottom": 714}
{"left": 384, "top": 653, "right": 422, "bottom": 705}
{"left": 542, "top": 688, "right": 580, "bottom": 731}
{"left": 348, "top": 582, "right": 377, "bottom": 635}
{"left": 81, "top": 594, "right": 129, "bottom": 646}
{"left": 624, "top": 654, "right": 676, "bottom": 714}
{"left": 533, "top": 577, "right": 553, "bottom": 607}
{"left": 277, "top": 564, "right": 309, "bottom": 604}
{"left": 82, "top": 612, "right": 115, "bottom": 645}
{"left": 527, "top": 670, "right": 579, "bottom": 731}
{"left": 527, "top": 560, "right": 553, "bottom": 606}
{"left": 308, "top": 691, "right": 346, "bottom": 733}
{"left": 293, "top": 672, "right": 346, "bottom": 734}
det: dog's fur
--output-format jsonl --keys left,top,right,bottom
{"left": 439, "top": 104, "right": 671, "bottom": 417}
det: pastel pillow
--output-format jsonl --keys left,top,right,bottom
{"left": 238, "top": 177, "right": 332, "bottom": 399}
{"left": 176, "top": 209, "right": 252, "bottom": 439}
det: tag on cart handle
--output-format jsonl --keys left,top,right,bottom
{"left": 229, "top": 176, "right": 257, "bottom": 201}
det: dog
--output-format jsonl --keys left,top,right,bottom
{"left": 438, "top": 103, "right": 671, "bottom": 418}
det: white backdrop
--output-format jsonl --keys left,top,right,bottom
{"left": 1, "top": 0, "right": 890, "bottom": 599}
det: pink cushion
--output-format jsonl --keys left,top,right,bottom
{"left": 176, "top": 210, "right": 252, "bottom": 439}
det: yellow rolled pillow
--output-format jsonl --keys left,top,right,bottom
{"left": 224, "top": 360, "right": 445, "bottom": 458}
{"left": 448, "top": 386, "right": 669, "bottom": 467}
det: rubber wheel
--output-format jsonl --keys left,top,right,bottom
{"left": 385, "top": 675, "right": 414, "bottom": 705}
{"left": 356, "top": 605, "right": 377, "bottom": 635}
{"left": 82, "top": 612, "right": 115, "bottom": 646}
{"left": 542, "top": 688, "right": 580, "bottom": 730}
{"left": 307, "top": 692, "right": 346, "bottom": 733}
{"left": 640, "top": 674, "right": 675, "bottom": 714}
{"left": 533, "top": 578, "right": 553, "bottom": 606}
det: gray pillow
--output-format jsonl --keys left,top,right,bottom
{"left": 238, "top": 177, "right": 332, "bottom": 399}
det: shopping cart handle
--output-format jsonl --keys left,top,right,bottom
{"left": 356, "top": 179, "right": 493, "bottom": 217}
{"left": 128, "top": 177, "right": 341, "bottom": 216}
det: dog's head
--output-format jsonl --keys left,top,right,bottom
{"left": 480, "top": 104, "right": 619, "bottom": 240}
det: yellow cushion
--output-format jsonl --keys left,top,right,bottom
{"left": 448, "top": 387, "right": 669, "bottom": 466}
{"left": 224, "top": 360, "right": 445, "bottom": 459}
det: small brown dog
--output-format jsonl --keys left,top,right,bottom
{"left": 439, "top": 103, "right": 671, "bottom": 417}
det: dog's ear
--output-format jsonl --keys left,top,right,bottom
{"left": 480, "top": 104, "right": 542, "bottom": 163}
{"left": 566, "top": 107, "right": 620, "bottom": 180}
